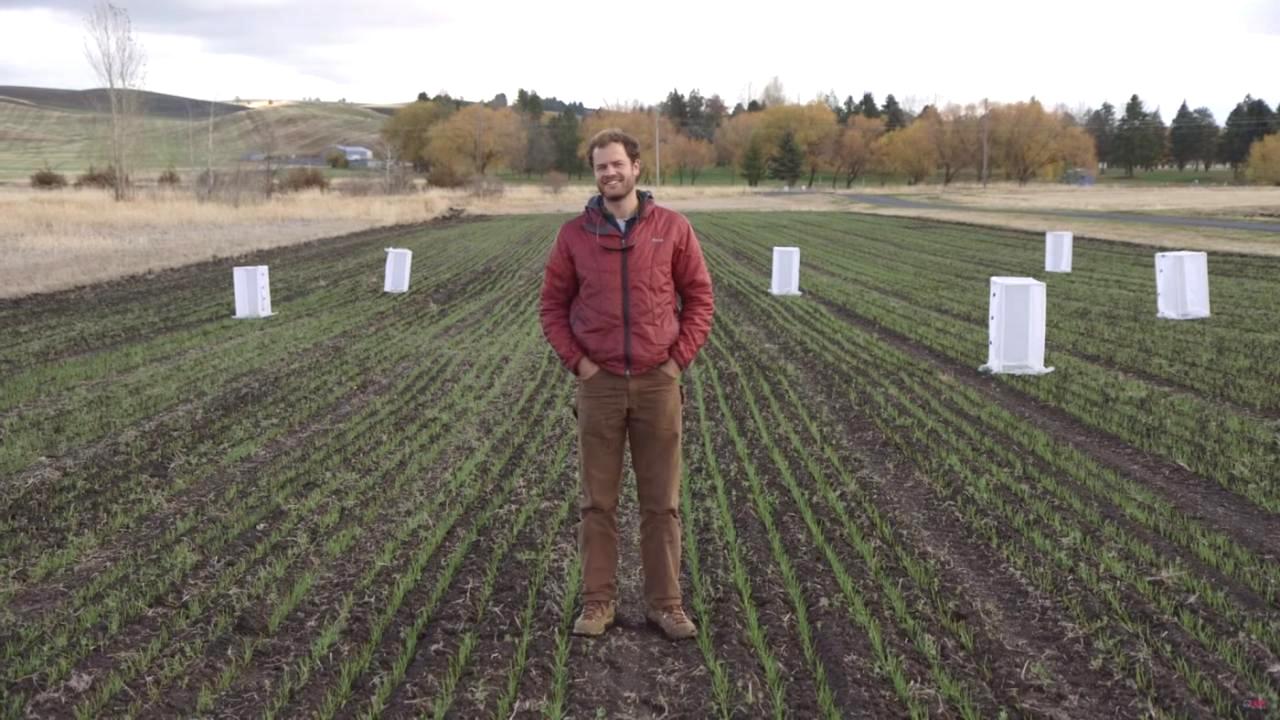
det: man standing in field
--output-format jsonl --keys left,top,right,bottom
{"left": 539, "top": 129, "right": 715, "bottom": 640}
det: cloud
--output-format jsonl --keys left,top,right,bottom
{"left": 5, "top": 0, "right": 449, "bottom": 64}
{"left": 2, "top": 0, "right": 1275, "bottom": 118}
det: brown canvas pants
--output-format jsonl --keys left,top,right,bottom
{"left": 575, "top": 367, "right": 684, "bottom": 610}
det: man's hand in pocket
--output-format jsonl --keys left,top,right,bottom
{"left": 576, "top": 357, "right": 601, "bottom": 381}
{"left": 658, "top": 359, "right": 681, "bottom": 379}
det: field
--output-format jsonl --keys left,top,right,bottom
{"left": 0, "top": 96, "right": 386, "bottom": 184}
{"left": 2, "top": 212, "right": 1279, "bottom": 719}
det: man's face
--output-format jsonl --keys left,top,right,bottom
{"left": 592, "top": 142, "right": 640, "bottom": 202}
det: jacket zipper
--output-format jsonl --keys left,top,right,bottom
{"left": 620, "top": 221, "right": 632, "bottom": 376}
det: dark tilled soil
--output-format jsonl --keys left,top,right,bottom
{"left": 807, "top": 288, "right": 1280, "bottom": 563}
{"left": 710, "top": 274, "right": 1269, "bottom": 718}
{"left": 559, "top": 455, "right": 714, "bottom": 720}
{"left": 695, "top": 365, "right": 905, "bottom": 718}
{"left": 712, "top": 284, "right": 1130, "bottom": 718}
{"left": 9, "top": 214, "right": 1278, "bottom": 720}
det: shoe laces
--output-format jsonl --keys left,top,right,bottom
{"left": 582, "top": 601, "right": 611, "bottom": 620}
{"left": 657, "top": 604, "right": 689, "bottom": 621}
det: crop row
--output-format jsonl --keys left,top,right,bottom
{"left": 696, "top": 213, "right": 1280, "bottom": 512}
{"left": 698, "top": 229, "right": 1278, "bottom": 717}
{"left": 1, "top": 218, "right": 574, "bottom": 717}
{"left": 0, "top": 222, "right": 547, "bottom": 586}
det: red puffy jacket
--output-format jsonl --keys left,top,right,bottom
{"left": 540, "top": 192, "right": 714, "bottom": 377}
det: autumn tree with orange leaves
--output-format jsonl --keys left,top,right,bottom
{"left": 426, "top": 105, "right": 526, "bottom": 177}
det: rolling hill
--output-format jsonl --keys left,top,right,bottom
{"left": 0, "top": 86, "right": 388, "bottom": 183}
{"left": 0, "top": 85, "right": 247, "bottom": 119}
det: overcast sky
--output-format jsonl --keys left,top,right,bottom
{"left": 1, "top": 0, "right": 1277, "bottom": 121}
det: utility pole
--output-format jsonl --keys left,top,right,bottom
{"left": 980, "top": 98, "right": 990, "bottom": 188}
{"left": 206, "top": 97, "right": 214, "bottom": 198}
{"left": 655, "top": 111, "right": 661, "bottom": 186}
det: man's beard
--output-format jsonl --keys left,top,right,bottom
{"left": 597, "top": 174, "right": 635, "bottom": 201}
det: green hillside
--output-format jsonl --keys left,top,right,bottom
{"left": 0, "top": 87, "right": 387, "bottom": 184}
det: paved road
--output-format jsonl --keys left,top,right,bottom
{"left": 763, "top": 190, "right": 1280, "bottom": 234}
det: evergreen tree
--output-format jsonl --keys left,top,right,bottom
{"left": 515, "top": 89, "right": 543, "bottom": 119}
{"left": 1143, "top": 109, "right": 1167, "bottom": 171}
{"left": 663, "top": 89, "right": 688, "bottom": 130}
{"left": 1169, "top": 102, "right": 1198, "bottom": 170}
{"left": 857, "top": 92, "right": 880, "bottom": 119}
{"left": 767, "top": 131, "right": 804, "bottom": 186}
{"left": 1246, "top": 96, "right": 1278, "bottom": 134}
{"left": 686, "top": 89, "right": 710, "bottom": 140}
{"left": 548, "top": 109, "right": 582, "bottom": 177}
{"left": 1221, "top": 96, "right": 1278, "bottom": 175}
{"left": 1192, "top": 107, "right": 1219, "bottom": 170}
{"left": 416, "top": 91, "right": 429, "bottom": 102}
{"left": 1220, "top": 100, "right": 1252, "bottom": 171}
{"left": 741, "top": 135, "right": 766, "bottom": 186}
{"left": 1114, "top": 94, "right": 1150, "bottom": 177}
{"left": 1085, "top": 102, "right": 1117, "bottom": 173}
{"left": 747, "top": 99, "right": 763, "bottom": 113}
{"left": 882, "top": 94, "right": 906, "bottom": 131}
{"left": 841, "top": 95, "right": 856, "bottom": 124}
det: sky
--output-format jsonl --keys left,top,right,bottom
{"left": 1, "top": 0, "right": 1277, "bottom": 122}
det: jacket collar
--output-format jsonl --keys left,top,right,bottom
{"left": 581, "top": 190, "right": 653, "bottom": 241}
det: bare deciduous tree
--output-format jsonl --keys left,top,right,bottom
{"left": 84, "top": 1, "right": 145, "bottom": 201}
{"left": 761, "top": 76, "right": 787, "bottom": 108}
{"left": 245, "top": 110, "right": 281, "bottom": 198}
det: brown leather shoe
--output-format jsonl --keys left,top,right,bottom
{"left": 645, "top": 604, "right": 696, "bottom": 640}
{"left": 572, "top": 600, "right": 616, "bottom": 637}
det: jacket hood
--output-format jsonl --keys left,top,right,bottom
{"left": 581, "top": 190, "right": 654, "bottom": 240}
{"left": 585, "top": 189, "right": 654, "bottom": 215}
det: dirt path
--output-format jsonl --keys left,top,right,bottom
{"left": 828, "top": 192, "right": 1280, "bottom": 233}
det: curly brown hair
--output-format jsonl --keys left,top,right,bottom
{"left": 586, "top": 128, "right": 641, "bottom": 166}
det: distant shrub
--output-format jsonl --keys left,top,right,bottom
{"left": 279, "top": 167, "right": 330, "bottom": 193}
{"left": 426, "top": 164, "right": 467, "bottom": 188}
{"left": 158, "top": 167, "right": 181, "bottom": 186}
{"left": 75, "top": 165, "right": 121, "bottom": 189}
{"left": 325, "top": 150, "right": 349, "bottom": 169}
{"left": 30, "top": 167, "right": 68, "bottom": 189}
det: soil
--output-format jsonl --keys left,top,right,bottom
{"left": 6, "top": 212, "right": 1276, "bottom": 719}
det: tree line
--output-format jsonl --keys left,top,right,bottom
{"left": 1085, "top": 94, "right": 1280, "bottom": 178}
{"left": 382, "top": 81, "right": 1280, "bottom": 187}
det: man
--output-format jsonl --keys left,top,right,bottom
{"left": 539, "top": 128, "right": 715, "bottom": 640}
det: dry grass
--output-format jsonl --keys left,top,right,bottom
{"left": 848, "top": 205, "right": 1280, "bottom": 257}
{"left": 4, "top": 183, "right": 1277, "bottom": 299}
{"left": 895, "top": 183, "right": 1280, "bottom": 216}
{"left": 0, "top": 188, "right": 445, "bottom": 298}
{"left": 828, "top": 182, "right": 1280, "bottom": 256}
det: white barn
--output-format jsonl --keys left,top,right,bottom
{"left": 332, "top": 145, "right": 374, "bottom": 167}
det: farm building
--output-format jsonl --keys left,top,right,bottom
{"left": 332, "top": 145, "right": 374, "bottom": 167}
